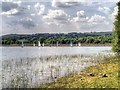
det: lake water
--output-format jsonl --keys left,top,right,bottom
{"left": 1, "top": 46, "right": 111, "bottom": 60}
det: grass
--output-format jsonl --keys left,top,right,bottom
{"left": 40, "top": 55, "right": 120, "bottom": 88}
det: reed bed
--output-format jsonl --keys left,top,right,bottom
{"left": 1, "top": 53, "right": 112, "bottom": 88}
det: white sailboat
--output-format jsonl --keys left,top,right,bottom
{"left": 78, "top": 42, "right": 81, "bottom": 47}
{"left": 38, "top": 41, "right": 41, "bottom": 47}
{"left": 57, "top": 41, "right": 58, "bottom": 47}
{"left": 33, "top": 43, "right": 35, "bottom": 46}
{"left": 21, "top": 41, "right": 24, "bottom": 48}
{"left": 70, "top": 42, "right": 73, "bottom": 47}
{"left": 42, "top": 43, "right": 44, "bottom": 47}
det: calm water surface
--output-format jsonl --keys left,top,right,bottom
{"left": 1, "top": 46, "right": 111, "bottom": 60}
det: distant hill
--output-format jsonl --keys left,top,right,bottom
{"left": 2, "top": 32, "right": 112, "bottom": 40}
{"left": 1, "top": 32, "right": 113, "bottom": 45}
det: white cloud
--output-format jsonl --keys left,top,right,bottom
{"left": 43, "top": 9, "right": 67, "bottom": 19}
{"left": 112, "top": 6, "right": 118, "bottom": 16}
{"left": 43, "top": 10, "right": 67, "bottom": 19}
{"left": 31, "top": 14, "right": 36, "bottom": 16}
{"left": 52, "top": 0, "right": 79, "bottom": 8}
{"left": 2, "top": 0, "right": 13, "bottom": 2}
{"left": 27, "top": 5, "right": 31, "bottom": 10}
{"left": 2, "top": 0, "right": 22, "bottom": 6}
{"left": 88, "top": 14, "right": 105, "bottom": 24}
{"left": 98, "top": 7, "right": 111, "bottom": 14}
{"left": 13, "top": 1, "right": 22, "bottom": 6}
{"left": 43, "top": 9, "right": 68, "bottom": 26}
{"left": 71, "top": 10, "right": 88, "bottom": 23}
{"left": 77, "top": 10, "right": 85, "bottom": 17}
{"left": 1, "top": 8, "right": 18, "bottom": 15}
{"left": 71, "top": 12, "right": 108, "bottom": 31}
{"left": 20, "top": 17, "right": 33, "bottom": 21}
{"left": 57, "top": 0, "right": 119, "bottom": 2}
{"left": 72, "top": 17, "right": 89, "bottom": 22}
{"left": 52, "top": 0, "right": 119, "bottom": 8}
{"left": 34, "top": 3, "right": 45, "bottom": 15}
{"left": 18, "top": 17, "right": 35, "bottom": 29}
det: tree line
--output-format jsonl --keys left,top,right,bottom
{"left": 1, "top": 32, "right": 112, "bottom": 45}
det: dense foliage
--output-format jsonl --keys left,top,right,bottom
{"left": 112, "top": 2, "right": 120, "bottom": 52}
{"left": 1, "top": 32, "right": 112, "bottom": 45}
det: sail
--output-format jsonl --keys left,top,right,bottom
{"left": 21, "top": 41, "right": 24, "bottom": 48}
{"left": 57, "top": 41, "right": 58, "bottom": 47}
{"left": 33, "top": 43, "right": 35, "bottom": 46}
{"left": 78, "top": 42, "right": 81, "bottom": 46}
{"left": 38, "top": 41, "right": 41, "bottom": 47}
{"left": 70, "top": 42, "right": 73, "bottom": 47}
{"left": 42, "top": 43, "right": 44, "bottom": 47}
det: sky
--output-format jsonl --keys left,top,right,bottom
{"left": 0, "top": 0, "right": 119, "bottom": 35}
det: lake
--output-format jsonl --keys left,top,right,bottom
{"left": 1, "top": 46, "right": 111, "bottom": 61}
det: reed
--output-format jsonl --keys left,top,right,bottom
{"left": 2, "top": 53, "right": 113, "bottom": 88}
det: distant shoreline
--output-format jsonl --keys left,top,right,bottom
{"left": 0, "top": 44, "right": 111, "bottom": 47}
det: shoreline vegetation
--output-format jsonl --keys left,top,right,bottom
{"left": 40, "top": 55, "right": 119, "bottom": 88}
{"left": 1, "top": 44, "right": 111, "bottom": 47}
{"left": 1, "top": 32, "right": 112, "bottom": 46}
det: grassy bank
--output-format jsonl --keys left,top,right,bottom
{"left": 40, "top": 56, "right": 120, "bottom": 88}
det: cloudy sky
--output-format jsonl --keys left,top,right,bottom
{"left": 0, "top": 0, "right": 119, "bottom": 35}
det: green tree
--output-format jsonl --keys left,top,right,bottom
{"left": 112, "top": 2, "right": 120, "bottom": 53}
{"left": 39, "top": 37, "right": 45, "bottom": 43}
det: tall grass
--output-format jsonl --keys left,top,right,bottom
{"left": 40, "top": 55, "right": 119, "bottom": 88}
{"left": 2, "top": 53, "right": 113, "bottom": 88}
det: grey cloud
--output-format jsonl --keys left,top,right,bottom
{"left": 2, "top": 2, "right": 18, "bottom": 11}
{"left": 5, "top": 17, "right": 36, "bottom": 29}
{"left": 19, "top": 20, "right": 35, "bottom": 29}
{"left": 1, "top": 2, "right": 34, "bottom": 17}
